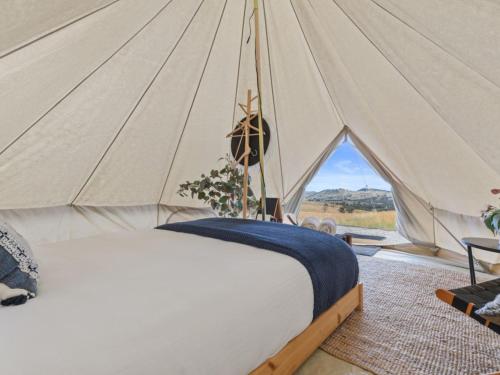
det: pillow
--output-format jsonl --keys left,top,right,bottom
{"left": 0, "top": 223, "right": 38, "bottom": 306}
{"left": 319, "top": 218, "right": 337, "bottom": 235}
{"left": 301, "top": 216, "right": 321, "bottom": 231}
{"left": 476, "top": 294, "right": 500, "bottom": 325}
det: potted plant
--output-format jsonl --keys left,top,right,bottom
{"left": 481, "top": 189, "right": 500, "bottom": 246}
{"left": 177, "top": 155, "right": 258, "bottom": 218}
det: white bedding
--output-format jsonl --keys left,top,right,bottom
{"left": 0, "top": 229, "right": 314, "bottom": 375}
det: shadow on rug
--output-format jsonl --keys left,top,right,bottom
{"left": 321, "top": 257, "right": 500, "bottom": 375}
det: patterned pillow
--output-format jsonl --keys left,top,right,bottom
{"left": 0, "top": 223, "right": 38, "bottom": 306}
{"left": 476, "top": 294, "right": 500, "bottom": 325}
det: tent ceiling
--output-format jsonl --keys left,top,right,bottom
{"left": 1, "top": 0, "right": 499, "bottom": 258}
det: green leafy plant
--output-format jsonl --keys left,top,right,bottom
{"left": 177, "top": 154, "right": 258, "bottom": 218}
{"left": 482, "top": 189, "right": 500, "bottom": 236}
{"left": 482, "top": 206, "right": 500, "bottom": 236}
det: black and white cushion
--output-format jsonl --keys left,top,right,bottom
{"left": 0, "top": 223, "right": 38, "bottom": 306}
{"left": 476, "top": 294, "right": 500, "bottom": 324}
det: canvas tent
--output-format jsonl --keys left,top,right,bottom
{"left": 1, "top": 0, "right": 499, "bottom": 266}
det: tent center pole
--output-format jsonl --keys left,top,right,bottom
{"left": 254, "top": 0, "right": 266, "bottom": 220}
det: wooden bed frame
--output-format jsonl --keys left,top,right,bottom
{"left": 250, "top": 283, "right": 363, "bottom": 375}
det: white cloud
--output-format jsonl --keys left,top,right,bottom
{"left": 334, "top": 160, "right": 358, "bottom": 174}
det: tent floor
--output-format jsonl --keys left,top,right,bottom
{"left": 340, "top": 224, "right": 500, "bottom": 275}
{"left": 296, "top": 247, "right": 496, "bottom": 375}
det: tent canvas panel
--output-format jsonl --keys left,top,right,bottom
{"left": 76, "top": 0, "right": 227, "bottom": 206}
{"left": 0, "top": 0, "right": 171, "bottom": 155}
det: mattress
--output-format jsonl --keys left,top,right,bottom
{"left": 0, "top": 229, "right": 314, "bottom": 375}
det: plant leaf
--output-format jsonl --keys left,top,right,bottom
{"left": 492, "top": 213, "right": 500, "bottom": 233}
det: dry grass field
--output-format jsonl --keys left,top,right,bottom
{"left": 298, "top": 201, "right": 396, "bottom": 230}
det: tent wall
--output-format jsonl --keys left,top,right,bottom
{"left": 434, "top": 209, "right": 500, "bottom": 265}
{"left": 0, "top": 205, "right": 214, "bottom": 245}
{"left": 348, "top": 131, "right": 437, "bottom": 249}
{"left": 284, "top": 131, "right": 347, "bottom": 215}
{"left": 0, "top": 0, "right": 206, "bottom": 208}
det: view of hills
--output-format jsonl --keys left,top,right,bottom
{"left": 305, "top": 188, "right": 394, "bottom": 211}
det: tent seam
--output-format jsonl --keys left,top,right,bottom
{"left": 156, "top": 0, "right": 229, "bottom": 206}
{"left": 262, "top": 0, "right": 285, "bottom": 199}
{"left": 71, "top": 0, "right": 206, "bottom": 205}
{"left": 0, "top": 0, "right": 123, "bottom": 59}
{"left": 289, "top": 0, "right": 347, "bottom": 127}
{"left": 230, "top": 0, "right": 248, "bottom": 128}
{"left": 224, "top": 0, "right": 247, "bottom": 182}
{"left": 0, "top": 0, "right": 177, "bottom": 159}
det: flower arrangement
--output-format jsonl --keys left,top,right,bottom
{"left": 177, "top": 155, "right": 258, "bottom": 218}
{"left": 481, "top": 189, "right": 500, "bottom": 236}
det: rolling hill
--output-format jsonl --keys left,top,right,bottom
{"left": 305, "top": 188, "right": 394, "bottom": 211}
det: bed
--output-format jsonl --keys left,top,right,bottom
{"left": 0, "top": 225, "right": 361, "bottom": 375}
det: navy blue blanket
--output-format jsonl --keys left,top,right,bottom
{"left": 156, "top": 218, "right": 358, "bottom": 319}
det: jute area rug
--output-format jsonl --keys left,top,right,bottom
{"left": 321, "top": 256, "right": 500, "bottom": 375}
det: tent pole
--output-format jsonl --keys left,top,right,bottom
{"left": 254, "top": 0, "right": 266, "bottom": 220}
{"left": 227, "top": 91, "right": 258, "bottom": 219}
{"left": 242, "top": 89, "right": 252, "bottom": 219}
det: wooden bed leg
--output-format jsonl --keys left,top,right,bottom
{"left": 356, "top": 283, "right": 363, "bottom": 311}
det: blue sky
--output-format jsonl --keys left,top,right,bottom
{"left": 306, "top": 140, "right": 392, "bottom": 192}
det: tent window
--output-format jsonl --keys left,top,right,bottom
{"left": 298, "top": 139, "right": 396, "bottom": 231}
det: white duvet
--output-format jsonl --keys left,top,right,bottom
{"left": 0, "top": 229, "right": 314, "bottom": 375}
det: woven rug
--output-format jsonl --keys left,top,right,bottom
{"left": 321, "top": 257, "right": 500, "bottom": 375}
